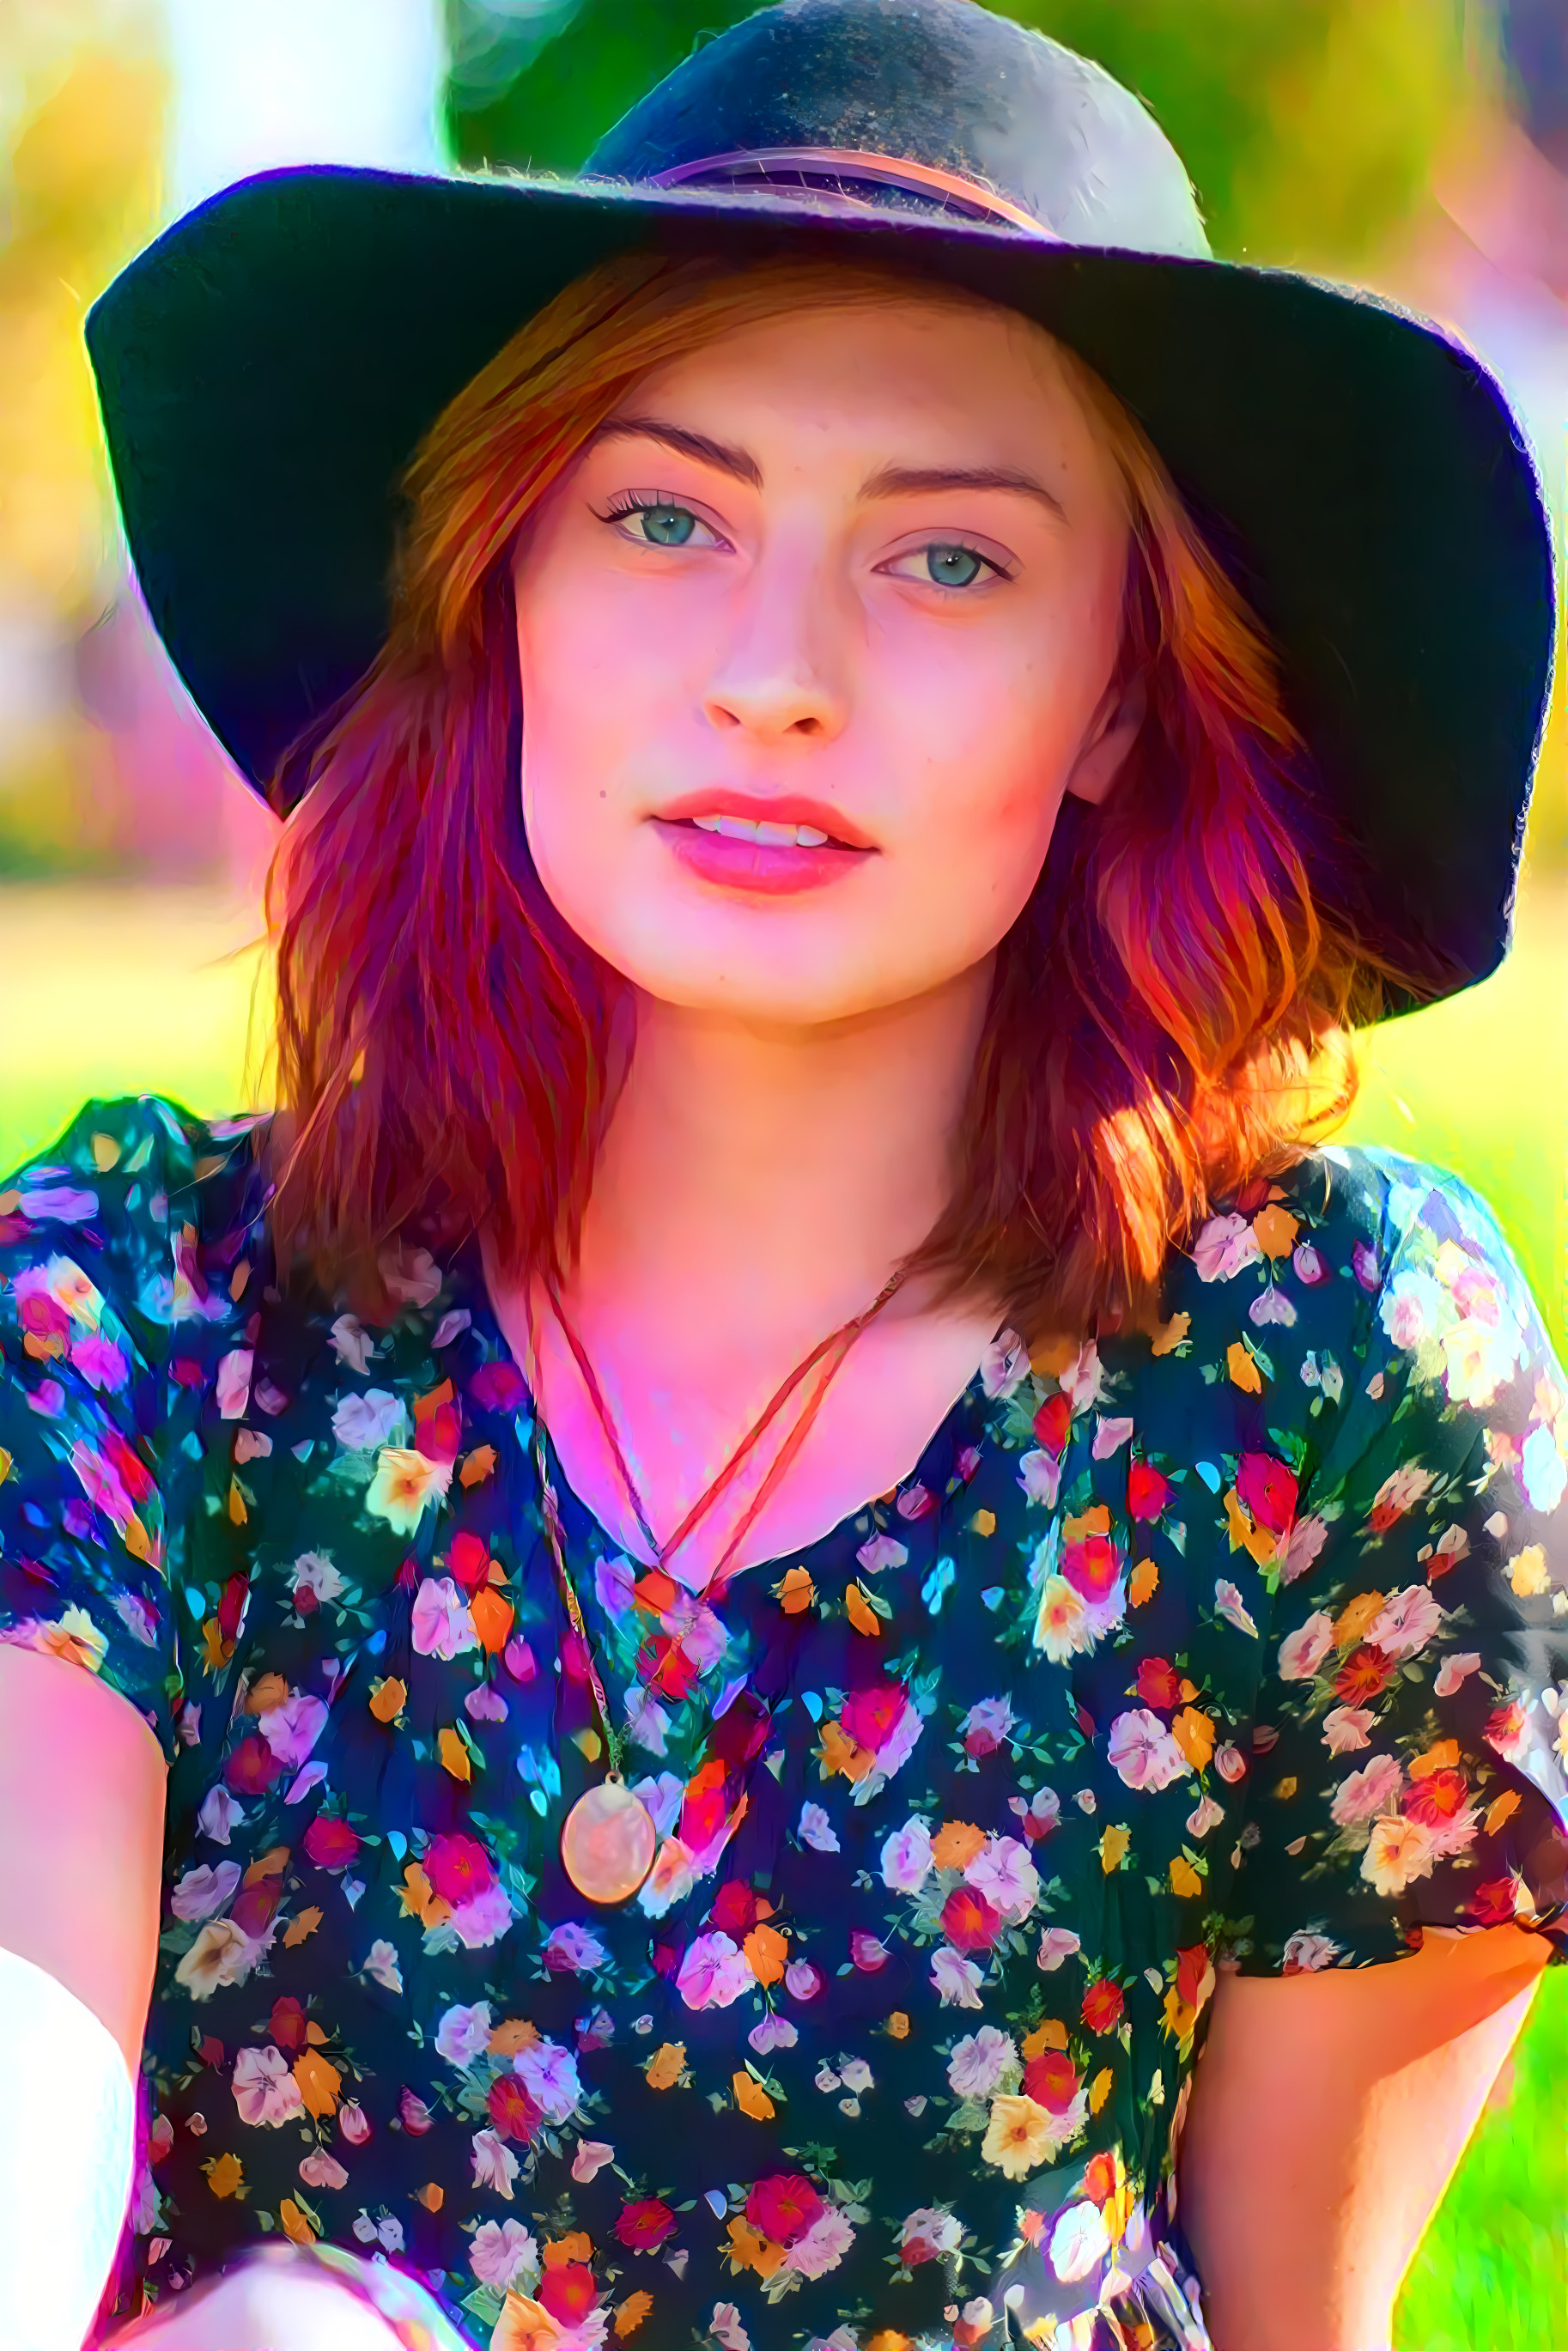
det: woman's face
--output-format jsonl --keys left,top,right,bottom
{"left": 512, "top": 288, "right": 1137, "bottom": 1025}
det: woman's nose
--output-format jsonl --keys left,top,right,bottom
{"left": 701, "top": 543, "right": 849, "bottom": 745}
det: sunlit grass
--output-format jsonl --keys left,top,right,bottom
{"left": 0, "top": 873, "right": 1563, "bottom": 2344}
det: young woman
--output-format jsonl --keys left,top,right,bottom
{"left": 0, "top": 4, "right": 1562, "bottom": 2348}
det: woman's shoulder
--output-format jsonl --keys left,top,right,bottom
{"left": 0, "top": 1094, "right": 271, "bottom": 1316}
{"left": 1188, "top": 1140, "right": 1547, "bottom": 1336}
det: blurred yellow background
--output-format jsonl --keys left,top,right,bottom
{"left": 0, "top": 4, "right": 1563, "bottom": 2344}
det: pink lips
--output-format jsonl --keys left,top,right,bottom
{"left": 649, "top": 793, "right": 876, "bottom": 898}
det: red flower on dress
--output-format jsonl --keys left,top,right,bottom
{"left": 1176, "top": 1944, "right": 1214, "bottom": 2010}
{"left": 224, "top": 1734, "right": 283, "bottom": 1795}
{"left": 1466, "top": 1877, "right": 1520, "bottom": 1928}
{"left": 424, "top": 1831, "right": 496, "bottom": 1905}
{"left": 939, "top": 1887, "right": 1001, "bottom": 1953}
{"left": 1061, "top": 1534, "right": 1120, "bottom": 1603}
{"left": 1404, "top": 1768, "right": 1468, "bottom": 1826}
{"left": 447, "top": 1531, "right": 491, "bottom": 1592}
{"left": 1334, "top": 1646, "right": 1392, "bottom": 1705}
{"left": 1022, "top": 2050, "right": 1079, "bottom": 2112}
{"left": 840, "top": 1683, "right": 907, "bottom": 1754}
{"left": 1081, "top": 1977, "right": 1125, "bottom": 2033}
{"left": 1127, "top": 1461, "right": 1171, "bottom": 1522}
{"left": 303, "top": 1815, "right": 361, "bottom": 1870}
{"left": 469, "top": 1358, "right": 528, "bottom": 1413}
{"left": 269, "top": 1996, "right": 307, "bottom": 2051}
{"left": 538, "top": 2264, "right": 597, "bottom": 2325}
{"left": 1237, "top": 1452, "right": 1298, "bottom": 1536}
{"left": 487, "top": 2074, "right": 542, "bottom": 2143}
{"left": 744, "top": 2173, "right": 824, "bottom": 2248}
{"left": 1083, "top": 2152, "right": 1118, "bottom": 2205}
{"left": 1033, "top": 1393, "right": 1072, "bottom": 1455}
{"left": 1134, "top": 1657, "right": 1183, "bottom": 1710}
{"left": 615, "top": 2198, "right": 677, "bottom": 2251}
{"left": 709, "top": 1881, "right": 766, "bottom": 1939}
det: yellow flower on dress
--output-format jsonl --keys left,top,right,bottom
{"left": 366, "top": 1444, "right": 453, "bottom": 1534}
{"left": 644, "top": 2041, "right": 687, "bottom": 2090}
{"left": 981, "top": 2093, "right": 1054, "bottom": 2178}
{"left": 1360, "top": 1814, "right": 1437, "bottom": 1895}
{"left": 490, "top": 2292, "right": 564, "bottom": 2351}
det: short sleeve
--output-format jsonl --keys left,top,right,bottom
{"left": 1231, "top": 1149, "right": 1568, "bottom": 1972}
{"left": 0, "top": 1097, "right": 260, "bottom": 1765}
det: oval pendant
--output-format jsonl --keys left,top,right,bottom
{"left": 560, "top": 1775, "right": 658, "bottom": 1905}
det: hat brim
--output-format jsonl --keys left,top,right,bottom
{"left": 86, "top": 163, "right": 1554, "bottom": 1009}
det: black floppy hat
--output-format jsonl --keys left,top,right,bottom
{"left": 85, "top": 0, "right": 1553, "bottom": 1010}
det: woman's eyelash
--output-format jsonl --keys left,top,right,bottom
{"left": 595, "top": 497, "right": 1011, "bottom": 586}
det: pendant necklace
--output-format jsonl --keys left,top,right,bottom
{"left": 526, "top": 1268, "right": 904, "bottom": 1905}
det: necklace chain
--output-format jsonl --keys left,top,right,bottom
{"left": 523, "top": 1271, "right": 904, "bottom": 1765}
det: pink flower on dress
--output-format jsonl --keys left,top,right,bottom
{"left": 1329, "top": 1753, "right": 1403, "bottom": 1827}
{"left": 1277, "top": 1613, "right": 1334, "bottom": 1682}
{"left": 676, "top": 1931, "right": 754, "bottom": 2010}
{"left": 410, "top": 1576, "right": 478, "bottom": 1660}
{"left": 1107, "top": 1709, "right": 1188, "bottom": 1791}
{"left": 232, "top": 2044, "right": 303, "bottom": 2127}
{"left": 1193, "top": 1213, "right": 1261, "bottom": 1282}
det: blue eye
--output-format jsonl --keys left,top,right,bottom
{"left": 924, "top": 544, "right": 990, "bottom": 588}
{"left": 635, "top": 504, "right": 697, "bottom": 546}
{"left": 604, "top": 495, "right": 705, "bottom": 546}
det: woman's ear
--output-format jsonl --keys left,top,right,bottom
{"left": 1063, "top": 669, "right": 1146, "bottom": 808}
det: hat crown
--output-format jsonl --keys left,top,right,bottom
{"left": 584, "top": 0, "right": 1209, "bottom": 258}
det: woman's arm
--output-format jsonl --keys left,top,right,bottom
{"left": 0, "top": 1644, "right": 167, "bottom": 2071}
{"left": 1177, "top": 1924, "right": 1551, "bottom": 2351}
{"left": 0, "top": 1645, "right": 167, "bottom": 2350}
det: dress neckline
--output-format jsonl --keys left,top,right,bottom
{"left": 450, "top": 1232, "right": 999, "bottom": 1589}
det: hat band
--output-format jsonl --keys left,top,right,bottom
{"left": 647, "top": 146, "right": 1053, "bottom": 237}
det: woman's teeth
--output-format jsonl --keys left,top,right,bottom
{"left": 690, "top": 814, "right": 831, "bottom": 847}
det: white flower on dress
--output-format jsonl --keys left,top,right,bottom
{"left": 1282, "top": 1930, "right": 1342, "bottom": 1973}
{"left": 329, "top": 1315, "right": 374, "bottom": 1374}
{"left": 1048, "top": 2199, "right": 1112, "bottom": 2283}
{"left": 515, "top": 2038, "right": 581, "bottom": 2123}
{"left": 797, "top": 1802, "right": 841, "bottom": 1854}
{"left": 169, "top": 1861, "right": 240, "bottom": 1923}
{"left": 362, "top": 1940, "right": 404, "bottom": 1993}
{"left": 946, "top": 2026, "right": 1018, "bottom": 2100}
{"left": 880, "top": 1818, "right": 933, "bottom": 1893}
{"left": 1018, "top": 1449, "right": 1063, "bottom": 1509}
{"left": 855, "top": 1532, "right": 909, "bottom": 1576}
{"left": 981, "top": 1330, "right": 1030, "bottom": 1398}
{"left": 435, "top": 2000, "right": 493, "bottom": 2068}
{"left": 470, "top": 2129, "right": 520, "bottom": 2200}
{"left": 232, "top": 2045, "right": 303, "bottom": 2127}
{"left": 331, "top": 1388, "right": 404, "bottom": 1450}
{"left": 1107, "top": 1709, "right": 1188, "bottom": 1792}
{"left": 1322, "top": 1706, "right": 1377, "bottom": 1754}
{"left": 543, "top": 1923, "right": 608, "bottom": 1975}
{"left": 930, "top": 1946, "right": 985, "bottom": 2008}
{"left": 289, "top": 1552, "right": 345, "bottom": 1607}
{"left": 174, "top": 1917, "right": 264, "bottom": 1999}
{"left": 1360, "top": 1815, "right": 1437, "bottom": 1894}
{"left": 471, "top": 2217, "right": 538, "bottom": 2288}
{"left": 197, "top": 1786, "right": 245, "bottom": 1845}
{"left": 1214, "top": 1580, "right": 1259, "bottom": 1637}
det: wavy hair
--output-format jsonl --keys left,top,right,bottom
{"left": 262, "top": 247, "right": 1409, "bottom": 1334}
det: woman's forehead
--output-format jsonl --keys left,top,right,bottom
{"left": 602, "top": 292, "right": 1120, "bottom": 490}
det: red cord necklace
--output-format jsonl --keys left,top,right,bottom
{"left": 525, "top": 1269, "right": 904, "bottom": 1904}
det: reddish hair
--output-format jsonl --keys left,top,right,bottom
{"left": 263, "top": 248, "right": 1407, "bottom": 1334}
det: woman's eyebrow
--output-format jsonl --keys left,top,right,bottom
{"left": 860, "top": 462, "right": 1065, "bottom": 516}
{"left": 587, "top": 417, "right": 1066, "bottom": 519}
{"left": 586, "top": 416, "right": 763, "bottom": 486}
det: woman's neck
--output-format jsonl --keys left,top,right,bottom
{"left": 568, "top": 960, "right": 994, "bottom": 1366}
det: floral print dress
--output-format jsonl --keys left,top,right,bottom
{"left": 1, "top": 1097, "right": 1565, "bottom": 2351}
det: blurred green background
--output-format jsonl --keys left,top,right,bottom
{"left": 0, "top": 2, "right": 1564, "bottom": 2341}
